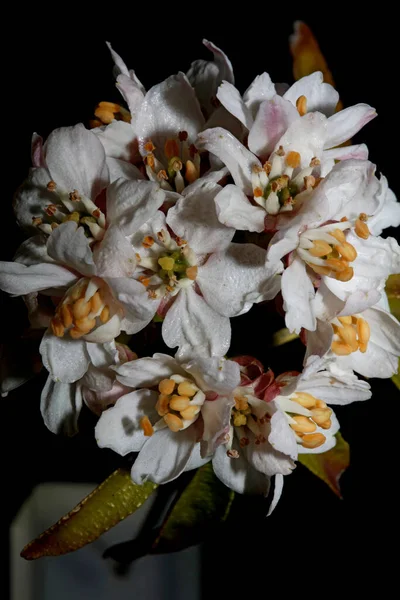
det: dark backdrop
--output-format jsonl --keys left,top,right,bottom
{"left": 2, "top": 13, "right": 399, "bottom": 597}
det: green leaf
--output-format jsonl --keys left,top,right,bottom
{"left": 298, "top": 432, "right": 350, "bottom": 498}
{"left": 21, "top": 469, "right": 157, "bottom": 560}
{"left": 153, "top": 463, "right": 234, "bottom": 552}
{"left": 272, "top": 327, "right": 299, "bottom": 347}
{"left": 386, "top": 274, "right": 400, "bottom": 320}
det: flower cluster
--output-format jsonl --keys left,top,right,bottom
{"left": 2, "top": 39, "right": 399, "bottom": 510}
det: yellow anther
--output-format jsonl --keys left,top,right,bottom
{"left": 75, "top": 317, "right": 96, "bottom": 333}
{"left": 309, "top": 264, "right": 333, "bottom": 277}
{"left": 69, "top": 327, "right": 85, "bottom": 339}
{"left": 169, "top": 395, "right": 191, "bottom": 411}
{"left": 355, "top": 218, "right": 370, "bottom": 239}
{"left": 271, "top": 175, "right": 289, "bottom": 192}
{"left": 357, "top": 318, "right": 370, "bottom": 350}
{"left": 253, "top": 187, "right": 263, "bottom": 197}
{"left": 146, "top": 154, "right": 155, "bottom": 169}
{"left": 263, "top": 161, "right": 272, "bottom": 174}
{"left": 180, "top": 405, "right": 200, "bottom": 420}
{"left": 156, "top": 394, "right": 170, "bottom": 416}
{"left": 60, "top": 304, "right": 73, "bottom": 328}
{"left": 286, "top": 151, "right": 301, "bottom": 168}
{"left": 157, "top": 170, "right": 168, "bottom": 180}
{"left": 164, "top": 139, "right": 180, "bottom": 159}
{"left": 325, "top": 258, "right": 348, "bottom": 273}
{"left": 359, "top": 212, "right": 368, "bottom": 222}
{"left": 63, "top": 212, "right": 80, "bottom": 224}
{"left": 69, "top": 190, "right": 81, "bottom": 202}
{"left": 47, "top": 180, "right": 57, "bottom": 191}
{"left": 138, "top": 275, "right": 151, "bottom": 287}
{"left": 308, "top": 240, "right": 332, "bottom": 257}
{"left": 72, "top": 298, "right": 91, "bottom": 320}
{"left": 335, "top": 266, "right": 354, "bottom": 282}
{"left": 158, "top": 256, "right": 175, "bottom": 271}
{"left": 144, "top": 141, "right": 156, "bottom": 153}
{"left": 301, "top": 433, "right": 326, "bottom": 449}
{"left": 338, "top": 316, "right": 352, "bottom": 325}
{"left": 142, "top": 236, "right": 155, "bottom": 248}
{"left": 140, "top": 415, "right": 154, "bottom": 437}
{"left": 186, "top": 266, "right": 198, "bottom": 280}
{"left": 158, "top": 379, "right": 176, "bottom": 395}
{"left": 293, "top": 392, "right": 317, "bottom": 408}
{"left": 234, "top": 395, "right": 249, "bottom": 411}
{"left": 51, "top": 318, "right": 65, "bottom": 338}
{"left": 335, "top": 241, "right": 357, "bottom": 262}
{"left": 276, "top": 145, "right": 285, "bottom": 156}
{"left": 337, "top": 324, "right": 358, "bottom": 351}
{"left": 290, "top": 415, "right": 317, "bottom": 433}
{"left": 304, "top": 175, "right": 316, "bottom": 189}
{"left": 185, "top": 160, "right": 198, "bottom": 183}
{"left": 311, "top": 408, "right": 332, "bottom": 427}
{"left": 90, "top": 292, "right": 102, "bottom": 313}
{"left": 177, "top": 381, "right": 197, "bottom": 397}
{"left": 100, "top": 305, "right": 110, "bottom": 323}
{"left": 331, "top": 341, "right": 353, "bottom": 356}
{"left": 233, "top": 412, "right": 247, "bottom": 427}
{"left": 310, "top": 157, "right": 320, "bottom": 167}
{"left": 32, "top": 217, "right": 43, "bottom": 226}
{"left": 296, "top": 95, "right": 307, "bottom": 116}
{"left": 51, "top": 223, "right": 58, "bottom": 230}
{"left": 164, "top": 413, "right": 183, "bottom": 432}
{"left": 170, "top": 158, "right": 183, "bottom": 172}
{"left": 330, "top": 229, "right": 346, "bottom": 243}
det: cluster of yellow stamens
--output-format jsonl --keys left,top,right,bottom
{"left": 143, "top": 131, "right": 201, "bottom": 192}
{"left": 50, "top": 279, "right": 111, "bottom": 339}
{"left": 90, "top": 101, "right": 131, "bottom": 128}
{"left": 140, "top": 375, "right": 204, "bottom": 436}
{"left": 331, "top": 315, "right": 370, "bottom": 356}
{"left": 231, "top": 395, "right": 269, "bottom": 448}
{"left": 289, "top": 392, "right": 332, "bottom": 449}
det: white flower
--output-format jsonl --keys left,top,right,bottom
{"left": 305, "top": 285, "right": 400, "bottom": 379}
{"left": 111, "top": 177, "right": 282, "bottom": 359}
{"left": 95, "top": 353, "right": 241, "bottom": 484}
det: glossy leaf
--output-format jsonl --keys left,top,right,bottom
{"left": 21, "top": 469, "right": 157, "bottom": 560}
{"left": 153, "top": 463, "right": 234, "bottom": 552}
{"left": 298, "top": 432, "right": 350, "bottom": 498}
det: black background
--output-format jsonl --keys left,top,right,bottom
{"left": 2, "top": 12, "right": 399, "bottom": 597}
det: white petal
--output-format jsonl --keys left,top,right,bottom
{"left": 246, "top": 438, "right": 295, "bottom": 477}
{"left": 196, "top": 127, "right": 260, "bottom": 195}
{"left": 136, "top": 73, "right": 205, "bottom": 150}
{"left": 184, "top": 443, "right": 211, "bottom": 472}
{"left": 368, "top": 186, "right": 400, "bottom": 236}
{"left": 364, "top": 306, "right": 400, "bottom": 354}
{"left": 93, "top": 121, "right": 137, "bottom": 162}
{"left": 274, "top": 111, "right": 327, "bottom": 167}
{"left": 95, "top": 389, "right": 159, "bottom": 455}
{"left": 13, "top": 167, "right": 54, "bottom": 232}
{"left": 14, "top": 235, "right": 55, "bottom": 266}
{"left": 200, "top": 396, "right": 235, "bottom": 457}
{"left": 83, "top": 314, "right": 122, "bottom": 344}
{"left": 40, "top": 330, "right": 89, "bottom": 383}
{"left": 283, "top": 72, "right": 339, "bottom": 116}
{"left": 268, "top": 410, "right": 298, "bottom": 461}
{"left": 80, "top": 364, "right": 114, "bottom": 393}
{"left": 267, "top": 474, "right": 284, "bottom": 516}
{"left": 106, "top": 179, "right": 165, "bottom": 235}
{"left": 93, "top": 226, "right": 137, "bottom": 278}
{"left": 296, "top": 363, "right": 371, "bottom": 404}
{"left": 325, "top": 104, "right": 376, "bottom": 149}
{"left": 162, "top": 287, "right": 231, "bottom": 360}
{"left": 243, "top": 73, "right": 276, "bottom": 116}
{"left": 107, "top": 157, "right": 144, "bottom": 183}
{"left": 115, "top": 353, "right": 185, "bottom": 388}
{"left": 336, "top": 343, "right": 398, "bottom": 379}
{"left": 105, "top": 276, "right": 159, "bottom": 326}
{"left": 131, "top": 426, "right": 198, "bottom": 484}
{"left": 198, "top": 243, "right": 282, "bottom": 318}
{"left": 40, "top": 375, "right": 83, "bottom": 436}
{"left": 181, "top": 167, "right": 229, "bottom": 196}
{"left": 217, "top": 81, "right": 253, "bottom": 129}
{"left": 45, "top": 124, "right": 108, "bottom": 199}
{"left": 282, "top": 256, "right": 316, "bottom": 333}
{"left": 183, "top": 357, "right": 241, "bottom": 393}
{"left": 47, "top": 222, "right": 96, "bottom": 276}
{"left": 0, "top": 260, "right": 77, "bottom": 296}
{"left": 212, "top": 443, "right": 270, "bottom": 495}
{"left": 166, "top": 181, "right": 235, "bottom": 254}
{"left": 322, "top": 143, "right": 369, "bottom": 162}
{"left": 248, "top": 96, "right": 299, "bottom": 158}
{"left": 215, "top": 184, "right": 266, "bottom": 232}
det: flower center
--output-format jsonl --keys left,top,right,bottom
{"left": 143, "top": 131, "right": 201, "bottom": 192}
{"left": 287, "top": 392, "right": 331, "bottom": 449}
{"left": 50, "top": 278, "right": 112, "bottom": 339}
{"left": 230, "top": 394, "right": 270, "bottom": 450}
{"left": 33, "top": 180, "right": 106, "bottom": 241}
{"left": 140, "top": 374, "right": 205, "bottom": 435}
{"left": 331, "top": 315, "right": 370, "bottom": 355}
{"left": 251, "top": 147, "right": 322, "bottom": 215}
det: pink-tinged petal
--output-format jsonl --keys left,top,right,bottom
{"left": 131, "top": 426, "right": 198, "bottom": 484}
{"left": 40, "top": 330, "right": 89, "bottom": 383}
{"left": 136, "top": 73, "right": 205, "bottom": 151}
{"left": 107, "top": 158, "right": 144, "bottom": 183}
{"left": 95, "top": 389, "right": 159, "bottom": 455}
{"left": 44, "top": 124, "right": 109, "bottom": 199}
{"left": 114, "top": 353, "right": 184, "bottom": 388}
{"left": 267, "top": 474, "right": 284, "bottom": 515}
{"left": 183, "top": 357, "right": 241, "bottom": 393}
{"left": 80, "top": 364, "right": 114, "bottom": 394}
{"left": 0, "top": 261, "right": 77, "bottom": 296}
{"left": 196, "top": 127, "right": 261, "bottom": 195}
{"left": 166, "top": 181, "right": 235, "bottom": 254}
{"left": 93, "top": 121, "right": 137, "bottom": 162}
{"left": 83, "top": 380, "right": 131, "bottom": 416}
{"left": 93, "top": 226, "right": 137, "bottom": 278}
{"left": 217, "top": 81, "right": 253, "bottom": 129}
{"left": 106, "top": 179, "right": 165, "bottom": 235}
{"left": 200, "top": 396, "right": 235, "bottom": 457}
{"left": 369, "top": 184, "right": 400, "bottom": 236}
{"left": 105, "top": 276, "right": 159, "bottom": 327}
{"left": 325, "top": 104, "right": 377, "bottom": 149}
{"left": 14, "top": 235, "right": 55, "bottom": 266}
{"left": 198, "top": 243, "right": 282, "bottom": 318}
{"left": 323, "top": 143, "right": 369, "bottom": 162}
{"left": 212, "top": 443, "right": 271, "bottom": 495}
{"left": 40, "top": 375, "right": 82, "bottom": 435}
{"left": 31, "top": 133, "right": 45, "bottom": 167}
{"left": 268, "top": 410, "right": 298, "bottom": 460}
{"left": 47, "top": 222, "right": 96, "bottom": 276}
{"left": 282, "top": 256, "right": 316, "bottom": 333}
{"left": 248, "top": 96, "right": 299, "bottom": 159}
{"left": 162, "top": 287, "right": 231, "bottom": 360}
{"left": 284, "top": 72, "right": 339, "bottom": 116}
{"left": 187, "top": 39, "right": 234, "bottom": 116}
{"left": 13, "top": 167, "right": 54, "bottom": 232}
{"left": 215, "top": 184, "right": 266, "bottom": 232}
{"left": 243, "top": 73, "right": 276, "bottom": 116}
{"left": 273, "top": 111, "right": 327, "bottom": 167}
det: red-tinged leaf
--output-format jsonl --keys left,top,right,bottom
{"left": 298, "top": 432, "right": 350, "bottom": 498}
{"left": 21, "top": 469, "right": 157, "bottom": 560}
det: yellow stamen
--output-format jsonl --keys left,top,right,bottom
{"left": 290, "top": 415, "right": 317, "bottom": 433}
{"left": 357, "top": 318, "right": 370, "bottom": 351}
{"left": 51, "top": 318, "right": 64, "bottom": 338}
{"left": 331, "top": 341, "right": 353, "bottom": 356}
{"left": 164, "top": 413, "right": 183, "bottom": 432}
{"left": 338, "top": 316, "right": 352, "bottom": 325}
{"left": 158, "top": 379, "right": 176, "bottom": 395}
{"left": 177, "top": 381, "right": 197, "bottom": 397}
{"left": 144, "top": 141, "right": 156, "bottom": 153}
{"left": 69, "top": 327, "right": 85, "bottom": 339}
{"left": 186, "top": 266, "right": 198, "bottom": 280}
{"left": 140, "top": 415, "right": 154, "bottom": 437}
{"left": 180, "top": 405, "right": 200, "bottom": 420}
{"left": 60, "top": 304, "right": 73, "bottom": 328}
{"left": 335, "top": 241, "right": 357, "bottom": 262}
{"left": 355, "top": 218, "right": 370, "bottom": 239}
{"left": 47, "top": 180, "right": 57, "bottom": 192}
{"left": 90, "top": 292, "right": 102, "bottom": 313}
{"left": 293, "top": 392, "right": 317, "bottom": 408}
{"left": 169, "top": 395, "right": 191, "bottom": 411}
{"left": 142, "top": 236, "right": 155, "bottom": 248}
{"left": 185, "top": 160, "right": 198, "bottom": 183}
{"left": 158, "top": 256, "right": 175, "bottom": 271}
{"left": 234, "top": 395, "right": 249, "bottom": 411}
{"left": 233, "top": 412, "right": 247, "bottom": 427}
{"left": 311, "top": 408, "right": 332, "bottom": 427}
{"left": 301, "top": 433, "right": 326, "bottom": 449}
{"left": 100, "top": 306, "right": 110, "bottom": 323}
{"left": 156, "top": 394, "right": 170, "bottom": 416}
{"left": 337, "top": 324, "right": 359, "bottom": 351}
{"left": 75, "top": 317, "right": 96, "bottom": 333}
{"left": 72, "top": 298, "right": 91, "bottom": 320}
{"left": 304, "top": 175, "right": 316, "bottom": 189}
{"left": 335, "top": 266, "right": 354, "bottom": 282}
{"left": 253, "top": 187, "right": 263, "bottom": 197}
{"left": 164, "top": 139, "right": 180, "bottom": 159}
{"left": 308, "top": 240, "right": 332, "bottom": 257}
{"left": 286, "top": 151, "right": 301, "bottom": 168}
{"left": 330, "top": 229, "right": 346, "bottom": 243}
{"left": 296, "top": 95, "right": 307, "bottom": 116}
